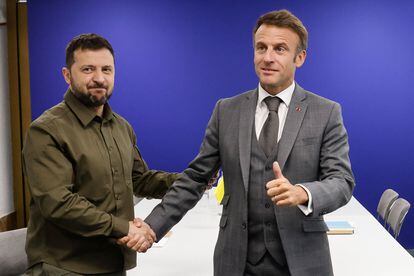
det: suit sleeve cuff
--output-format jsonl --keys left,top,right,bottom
{"left": 144, "top": 215, "right": 169, "bottom": 242}
{"left": 111, "top": 215, "right": 129, "bottom": 238}
{"left": 296, "top": 184, "right": 313, "bottom": 216}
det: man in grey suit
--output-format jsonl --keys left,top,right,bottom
{"left": 144, "top": 9, "right": 355, "bottom": 275}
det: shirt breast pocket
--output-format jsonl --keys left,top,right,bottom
{"left": 119, "top": 143, "right": 134, "bottom": 189}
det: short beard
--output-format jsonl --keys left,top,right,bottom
{"left": 71, "top": 83, "right": 112, "bottom": 108}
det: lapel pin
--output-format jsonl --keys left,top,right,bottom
{"left": 295, "top": 106, "right": 301, "bottom": 112}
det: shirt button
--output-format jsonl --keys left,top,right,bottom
{"left": 265, "top": 203, "right": 271, "bottom": 208}
{"left": 242, "top": 222, "right": 247, "bottom": 230}
{"left": 108, "top": 146, "right": 113, "bottom": 151}
{"left": 266, "top": 222, "right": 271, "bottom": 227}
{"left": 116, "top": 194, "right": 120, "bottom": 200}
{"left": 265, "top": 164, "right": 272, "bottom": 170}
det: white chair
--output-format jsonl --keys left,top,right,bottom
{"left": 377, "top": 189, "right": 399, "bottom": 225}
{"left": 387, "top": 198, "right": 410, "bottom": 239}
{"left": 0, "top": 227, "right": 28, "bottom": 275}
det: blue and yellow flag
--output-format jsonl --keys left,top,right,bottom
{"left": 214, "top": 176, "right": 225, "bottom": 204}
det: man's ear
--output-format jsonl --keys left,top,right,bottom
{"left": 62, "top": 67, "right": 71, "bottom": 85}
{"left": 294, "top": 49, "right": 307, "bottom": 68}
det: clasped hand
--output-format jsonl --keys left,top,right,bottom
{"left": 117, "top": 218, "right": 156, "bottom": 253}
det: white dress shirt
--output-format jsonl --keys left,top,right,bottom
{"left": 255, "top": 82, "right": 313, "bottom": 215}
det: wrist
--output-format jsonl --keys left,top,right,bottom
{"left": 295, "top": 185, "right": 309, "bottom": 205}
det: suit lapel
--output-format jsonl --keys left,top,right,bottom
{"left": 239, "top": 90, "right": 257, "bottom": 194}
{"left": 277, "top": 84, "right": 308, "bottom": 170}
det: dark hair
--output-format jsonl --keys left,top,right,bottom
{"left": 65, "top": 33, "right": 114, "bottom": 68}
{"left": 253, "top": 9, "right": 308, "bottom": 53}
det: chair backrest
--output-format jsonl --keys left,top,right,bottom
{"left": 0, "top": 227, "right": 28, "bottom": 275}
{"left": 387, "top": 198, "right": 411, "bottom": 239}
{"left": 377, "top": 188, "right": 399, "bottom": 225}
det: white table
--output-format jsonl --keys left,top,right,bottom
{"left": 130, "top": 192, "right": 219, "bottom": 276}
{"left": 128, "top": 194, "right": 414, "bottom": 275}
{"left": 325, "top": 197, "right": 414, "bottom": 275}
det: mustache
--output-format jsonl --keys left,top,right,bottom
{"left": 87, "top": 82, "right": 107, "bottom": 89}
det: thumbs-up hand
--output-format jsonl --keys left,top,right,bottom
{"left": 266, "top": 162, "right": 308, "bottom": 206}
{"left": 272, "top": 161, "right": 285, "bottom": 180}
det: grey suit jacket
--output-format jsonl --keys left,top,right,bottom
{"left": 145, "top": 84, "right": 355, "bottom": 276}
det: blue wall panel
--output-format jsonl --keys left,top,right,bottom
{"left": 28, "top": 0, "right": 414, "bottom": 248}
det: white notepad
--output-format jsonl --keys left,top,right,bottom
{"left": 325, "top": 220, "right": 354, "bottom": 235}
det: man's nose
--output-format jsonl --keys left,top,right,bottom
{"left": 263, "top": 49, "right": 275, "bottom": 62}
{"left": 92, "top": 70, "right": 105, "bottom": 83}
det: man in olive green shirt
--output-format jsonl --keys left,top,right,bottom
{"left": 23, "top": 34, "right": 179, "bottom": 275}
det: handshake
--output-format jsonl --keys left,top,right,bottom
{"left": 117, "top": 218, "right": 156, "bottom": 253}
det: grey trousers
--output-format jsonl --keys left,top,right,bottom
{"left": 25, "top": 262, "right": 126, "bottom": 276}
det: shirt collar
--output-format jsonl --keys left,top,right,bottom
{"left": 64, "top": 89, "right": 114, "bottom": 127}
{"left": 257, "top": 81, "right": 295, "bottom": 107}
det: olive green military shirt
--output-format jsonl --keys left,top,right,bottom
{"left": 22, "top": 90, "right": 180, "bottom": 274}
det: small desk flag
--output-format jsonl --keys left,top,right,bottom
{"left": 214, "top": 176, "right": 225, "bottom": 204}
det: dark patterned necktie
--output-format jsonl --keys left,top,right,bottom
{"left": 259, "top": 96, "right": 281, "bottom": 157}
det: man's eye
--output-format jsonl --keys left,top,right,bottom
{"left": 103, "top": 68, "right": 112, "bottom": 73}
{"left": 256, "top": 46, "right": 266, "bottom": 52}
{"left": 83, "top": 68, "right": 93, "bottom": 73}
{"left": 276, "top": 46, "right": 286, "bottom": 53}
